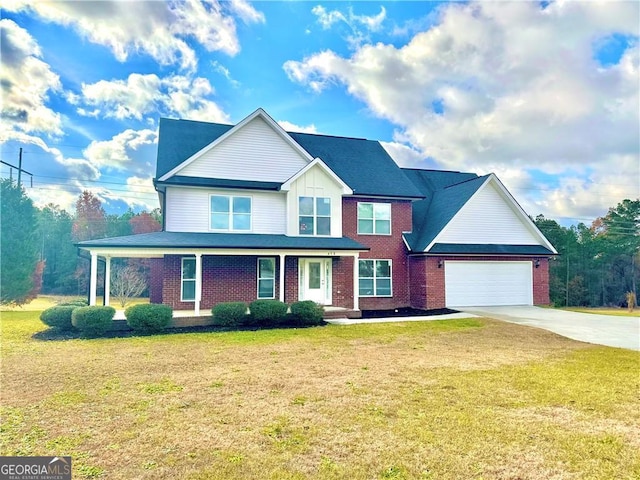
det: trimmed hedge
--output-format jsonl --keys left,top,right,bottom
{"left": 72, "top": 306, "right": 115, "bottom": 337}
{"left": 212, "top": 302, "right": 248, "bottom": 327}
{"left": 58, "top": 299, "right": 88, "bottom": 307}
{"left": 40, "top": 305, "right": 77, "bottom": 331}
{"left": 125, "top": 304, "right": 173, "bottom": 333}
{"left": 249, "top": 299, "right": 288, "bottom": 327}
{"left": 290, "top": 300, "right": 325, "bottom": 326}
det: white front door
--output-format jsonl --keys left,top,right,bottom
{"left": 299, "top": 258, "right": 332, "bottom": 305}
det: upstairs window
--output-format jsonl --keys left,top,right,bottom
{"left": 358, "top": 202, "right": 391, "bottom": 235}
{"left": 299, "top": 196, "right": 331, "bottom": 236}
{"left": 358, "top": 259, "right": 392, "bottom": 297}
{"left": 210, "top": 195, "right": 251, "bottom": 231}
{"left": 257, "top": 258, "right": 276, "bottom": 299}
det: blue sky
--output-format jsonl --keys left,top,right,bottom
{"left": 1, "top": 0, "right": 638, "bottom": 225}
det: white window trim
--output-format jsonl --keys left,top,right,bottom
{"left": 209, "top": 194, "right": 253, "bottom": 232}
{"left": 358, "top": 259, "right": 393, "bottom": 298}
{"left": 181, "top": 257, "right": 196, "bottom": 302}
{"left": 298, "top": 196, "right": 332, "bottom": 237}
{"left": 257, "top": 257, "right": 276, "bottom": 299}
{"left": 357, "top": 202, "right": 392, "bottom": 235}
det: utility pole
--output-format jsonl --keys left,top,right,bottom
{"left": 17, "top": 148, "right": 22, "bottom": 187}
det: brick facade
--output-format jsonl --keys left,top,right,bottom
{"left": 342, "top": 197, "right": 412, "bottom": 310}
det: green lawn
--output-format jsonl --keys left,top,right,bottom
{"left": 1, "top": 311, "right": 639, "bottom": 479}
{"left": 561, "top": 307, "right": 640, "bottom": 317}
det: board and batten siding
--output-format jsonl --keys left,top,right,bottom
{"left": 177, "top": 116, "right": 309, "bottom": 182}
{"left": 437, "top": 182, "right": 540, "bottom": 245}
{"left": 165, "top": 186, "right": 286, "bottom": 234}
{"left": 286, "top": 163, "right": 344, "bottom": 237}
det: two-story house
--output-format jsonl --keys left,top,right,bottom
{"left": 78, "top": 108, "right": 556, "bottom": 318}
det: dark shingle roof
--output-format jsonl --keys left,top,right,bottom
{"left": 428, "top": 244, "right": 556, "bottom": 255}
{"left": 155, "top": 176, "right": 282, "bottom": 191}
{"left": 155, "top": 117, "right": 423, "bottom": 199}
{"left": 402, "top": 170, "right": 487, "bottom": 252}
{"left": 77, "top": 231, "right": 368, "bottom": 251}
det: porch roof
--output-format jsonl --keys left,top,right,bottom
{"left": 76, "top": 231, "right": 369, "bottom": 251}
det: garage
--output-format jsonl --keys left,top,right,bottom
{"left": 445, "top": 261, "right": 533, "bottom": 307}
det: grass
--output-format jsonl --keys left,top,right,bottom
{"left": 1, "top": 311, "right": 639, "bottom": 479}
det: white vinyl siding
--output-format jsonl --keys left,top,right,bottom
{"left": 445, "top": 261, "right": 533, "bottom": 307}
{"left": 165, "top": 187, "right": 285, "bottom": 233}
{"left": 177, "top": 116, "right": 308, "bottom": 182}
{"left": 181, "top": 257, "right": 196, "bottom": 302}
{"left": 438, "top": 183, "right": 541, "bottom": 245}
{"left": 358, "top": 259, "right": 392, "bottom": 297}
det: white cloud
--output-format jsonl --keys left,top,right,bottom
{"left": 278, "top": 121, "right": 318, "bottom": 134}
{"left": 72, "top": 73, "right": 230, "bottom": 123}
{"left": 381, "top": 141, "right": 428, "bottom": 168}
{"left": 3, "top": 0, "right": 265, "bottom": 70}
{"left": 84, "top": 129, "right": 158, "bottom": 171}
{"left": 311, "top": 4, "right": 387, "bottom": 47}
{"left": 0, "top": 19, "right": 62, "bottom": 136}
{"left": 286, "top": 1, "right": 640, "bottom": 222}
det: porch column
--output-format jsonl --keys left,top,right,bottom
{"left": 279, "top": 254, "right": 286, "bottom": 303}
{"left": 104, "top": 256, "right": 111, "bottom": 306}
{"left": 195, "top": 253, "right": 202, "bottom": 316}
{"left": 352, "top": 254, "right": 359, "bottom": 311}
{"left": 89, "top": 252, "right": 98, "bottom": 306}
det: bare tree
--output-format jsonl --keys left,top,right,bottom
{"left": 111, "top": 265, "right": 147, "bottom": 307}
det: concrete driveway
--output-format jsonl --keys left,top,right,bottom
{"left": 459, "top": 306, "right": 640, "bottom": 351}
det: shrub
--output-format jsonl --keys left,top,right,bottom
{"left": 290, "top": 300, "right": 325, "bottom": 326}
{"left": 58, "top": 299, "right": 88, "bottom": 307}
{"left": 212, "top": 302, "right": 248, "bottom": 327}
{"left": 72, "top": 306, "right": 115, "bottom": 337}
{"left": 125, "top": 304, "right": 173, "bottom": 333}
{"left": 40, "top": 305, "right": 77, "bottom": 331}
{"left": 249, "top": 299, "right": 288, "bottom": 327}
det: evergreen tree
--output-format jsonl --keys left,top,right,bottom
{"left": 0, "top": 180, "right": 39, "bottom": 304}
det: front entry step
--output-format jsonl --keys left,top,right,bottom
{"left": 323, "top": 307, "right": 361, "bottom": 319}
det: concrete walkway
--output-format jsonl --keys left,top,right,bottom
{"left": 459, "top": 306, "right": 640, "bottom": 351}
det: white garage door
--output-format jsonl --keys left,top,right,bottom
{"left": 445, "top": 261, "right": 533, "bottom": 307}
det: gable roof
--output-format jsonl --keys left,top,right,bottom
{"left": 403, "top": 171, "right": 487, "bottom": 252}
{"left": 403, "top": 170, "right": 557, "bottom": 254}
{"left": 155, "top": 111, "right": 423, "bottom": 199}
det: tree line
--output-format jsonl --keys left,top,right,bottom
{"left": 1, "top": 179, "right": 161, "bottom": 304}
{"left": 1, "top": 178, "right": 638, "bottom": 307}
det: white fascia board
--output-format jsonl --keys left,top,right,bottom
{"left": 401, "top": 233, "right": 412, "bottom": 252}
{"left": 82, "top": 246, "right": 365, "bottom": 258}
{"left": 424, "top": 174, "right": 558, "bottom": 254}
{"left": 158, "top": 108, "right": 314, "bottom": 181}
{"left": 281, "top": 157, "right": 353, "bottom": 195}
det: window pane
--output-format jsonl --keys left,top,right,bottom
{"left": 316, "top": 197, "right": 331, "bottom": 216}
{"left": 258, "top": 279, "right": 274, "bottom": 298}
{"left": 317, "top": 217, "right": 331, "bottom": 235}
{"left": 182, "top": 259, "right": 196, "bottom": 279}
{"left": 309, "top": 263, "right": 321, "bottom": 289}
{"left": 211, "top": 195, "right": 229, "bottom": 213}
{"left": 259, "top": 258, "right": 275, "bottom": 278}
{"left": 233, "top": 213, "right": 251, "bottom": 231}
{"left": 376, "top": 260, "right": 391, "bottom": 278}
{"left": 211, "top": 213, "right": 229, "bottom": 230}
{"left": 375, "top": 220, "right": 390, "bottom": 234}
{"left": 359, "top": 278, "right": 374, "bottom": 296}
{"left": 358, "top": 203, "right": 373, "bottom": 219}
{"left": 233, "top": 197, "right": 251, "bottom": 214}
{"left": 299, "top": 216, "right": 314, "bottom": 235}
{"left": 182, "top": 280, "right": 195, "bottom": 301}
{"left": 374, "top": 204, "right": 390, "bottom": 220}
{"left": 359, "top": 260, "right": 373, "bottom": 277}
{"left": 299, "top": 196, "right": 314, "bottom": 215}
{"left": 358, "top": 219, "right": 373, "bottom": 234}
{"left": 376, "top": 279, "right": 391, "bottom": 296}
